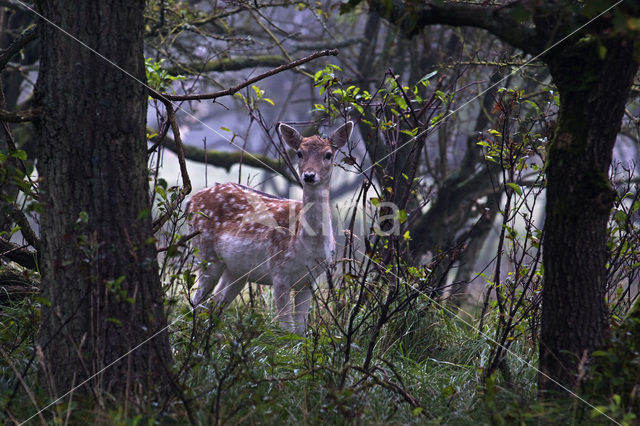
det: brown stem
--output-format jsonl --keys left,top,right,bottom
{"left": 0, "top": 107, "right": 41, "bottom": 122}
{"left": 149, "top": 49, "right": 339, "bottom": 102}
{"left": 152, "top": 104, "right": 192, "bottom": 232}
{"left": 0, "top": 24, "right": 38, "bottom": 71}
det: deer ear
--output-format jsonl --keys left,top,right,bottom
{"left": 278, "top": 123, "right": 303, "bottom": 150}
{"left": 328, "top": 121, "right": 353, "bottom": 149}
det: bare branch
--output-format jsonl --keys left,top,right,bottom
{"left": 0, "top": 25, "right": 38, "bottom": 71}
{"left": 150, "top": 131, "right": 297, "bottom": 183}
{"left": 153, "top": 104, "right": 192, "bottom": 233}
{"left": 164, "top": 55, "right": 287, "bottom": 76}
{"left": 156, "top": 231, "right": 200, "bottom": 253}
{"left": 150, "top": 49, "right": 339, "bottom": 102}
{"left": 0, "top": 107, "right": 41, "bottom": 123}
{"left": 186, "top": 1, "right": 296, "bottom": 28}
{"left": 0, "top": 237, "right": 37, "bottom": 270}
{"left": 5, "top": 205, "right": 40, "bottom": 253}
{"left": 368, "top": 1, "right": 539, "bottom": 54}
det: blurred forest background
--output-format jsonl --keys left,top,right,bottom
{"left": 1, "top": 0, "right": 639, "bottom": 424}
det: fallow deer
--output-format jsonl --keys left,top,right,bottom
{"left": 188, "top": 121, "right": 353, "bottom": 334}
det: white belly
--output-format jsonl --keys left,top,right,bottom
{"left": 214, "top": 233, "right": 331, "bottom": 287}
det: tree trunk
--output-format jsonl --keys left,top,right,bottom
{"left": 35, "top": 0, "right": 172, "bottom": 397}
{"left": 539, "top": 38, "right": 638, "bottom": 393}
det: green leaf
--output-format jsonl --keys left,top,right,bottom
{"left": 78, "top": 211, "right": 89, "bottom": 223}
{"left": 155, "top": 185, "right": 166, "bottom": 199}
{"left": 506, "top": 182, "right": 522, "bottom": 196}
{"left": 419, "top": 70, "right": 437, "bottom": 82}
{"left": 614, "top": 209, "right": 627, "bottom": 224}
{"left": 401, "top": 128, "right": 419, "bottom": 137}
{"left": 524, "top": 100, "right": 541, "bottom": 115}
{"left": 396, "top": 209, "right": 408, "bottom": 223}
{"left": 11, "top": 150, "right": 27, "bottom": 160}
{"left": 137, "top": 208, "right": 150, "bottom": 220}
{"left": 597, "top": 43, "right": 607, "bottom": 60}
{"left": 35, "top": 296, "right": 52, "bottom": 307}
{"left": 251, "top": 85, "right": 264, "bottom": 99}
{"left": 107, "top": 317, "right": 123, "bottom": 326}
{"left": 393, "top": 95, "right": 407, "bottom": 110}
{"left": 590, "top": 406, "right": 609, "bottom": 418}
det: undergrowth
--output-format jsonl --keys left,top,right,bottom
{"left": 0, "top": 273, "right": 633, "bottom": 424}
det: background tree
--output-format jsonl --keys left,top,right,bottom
{"left": 363, "top": 0, "right": 640, "bottom": 393}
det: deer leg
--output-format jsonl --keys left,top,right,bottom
{"left": 192, "top": 260, "right": 225, "bottom": 307}
{"left": 273, "top": 279, "right": 295, "bottom": 333}
{"left": 213, "top": 270, "right": 245, "bottom": 306}
{"left": 293, "top": 285, "right": 311, "bottom": 335}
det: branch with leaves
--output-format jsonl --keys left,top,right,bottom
{"left": 164, "top": 55, "right": 288, "bottom": 76}
{"left": 149, "top": 49, "right": 338, "bottom": 102}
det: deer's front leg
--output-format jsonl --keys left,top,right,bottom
{"left": 193, "top": 260, "right": 225, "bottom": 307}
{"left": 294, "top": 286, "right": 311, "bottom": 335}
{"left": 273, "top": 279, "right": 295, "bottom": 333}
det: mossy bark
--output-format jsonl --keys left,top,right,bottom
{"left": 539, "top": 38, "right": 638, "bottom": 393}
{"left": 35, "top": 0, "right": 172, "bottom": 397}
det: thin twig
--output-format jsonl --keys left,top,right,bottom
{"left": 149, "top": 49, "right": 338, "bottom": 102}
{"left": 0, "top": 25, "right": 38, "bottom": 71}
{"left": 156, "top": 231, "right": 200, "bottom": 253}
{"left": 0, "top": 346, "right": 47, "bottom": 425}
{"left": 152, "top": 104, "right": 192, "bottom": 232}
{"left": 0, "top": 107, "right": 41, "bottom": 122}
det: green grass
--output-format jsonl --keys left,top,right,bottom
{"left": 0, "top": 279, "right": 631, "bottom": 425}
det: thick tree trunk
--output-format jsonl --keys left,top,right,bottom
{"left": 35, "top": 1, "right": 172, "bottom": 396}
{"left": 540, "top": 38, "right": 637, "bottom": 393}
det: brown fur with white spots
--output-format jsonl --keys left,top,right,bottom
{"left": 188, "top": 121, "right": 353, "bottom": 334}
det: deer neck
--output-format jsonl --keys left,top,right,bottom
{"left": 299, "top": 186, "right": 332, "bottom": 242}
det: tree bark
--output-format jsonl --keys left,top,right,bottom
{"left": 35, "top": 0, "right": 172, "bottom": 397}
{"left": 539, "top": 38, "right": 638, "bottom": 393}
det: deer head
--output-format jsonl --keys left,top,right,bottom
{"left": 278, "top": 121, "right": 353, "bottom": 189}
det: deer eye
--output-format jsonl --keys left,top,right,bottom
{"left": 296, "top": 150, "right": 303, "bottom": 159}
{"left": 324, "top": 152, "right": 333, "bottom": 160}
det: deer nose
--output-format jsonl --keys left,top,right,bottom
{"left": 302, "top": 172, "right": 316, "bottom": 183}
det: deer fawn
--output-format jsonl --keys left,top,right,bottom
{"left": 188, "top": 121, "right": 353, "bottom": 334}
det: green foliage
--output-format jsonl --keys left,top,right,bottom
{"left": 144, "top": 57, "right": 185, "bottom": 92}
{"left": 312, "top": 64, "right": 439, "bottom": 137}
{"left": 0, "top": 147, "right": 38, "bottom": 213}
{"left": 0, "top": 262, "right": 630, "bottom": 425}
{"left": 165, "top": 290, "right": 531, "bottom": 424}
{"left": 476, "top": 87, "right": 548, "bottom": 171}
{"left": 234, "top": 84, "right": 276, "bottom": 110}
{"left": 586, "top": 312, "right": 640, "bottom": 424}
